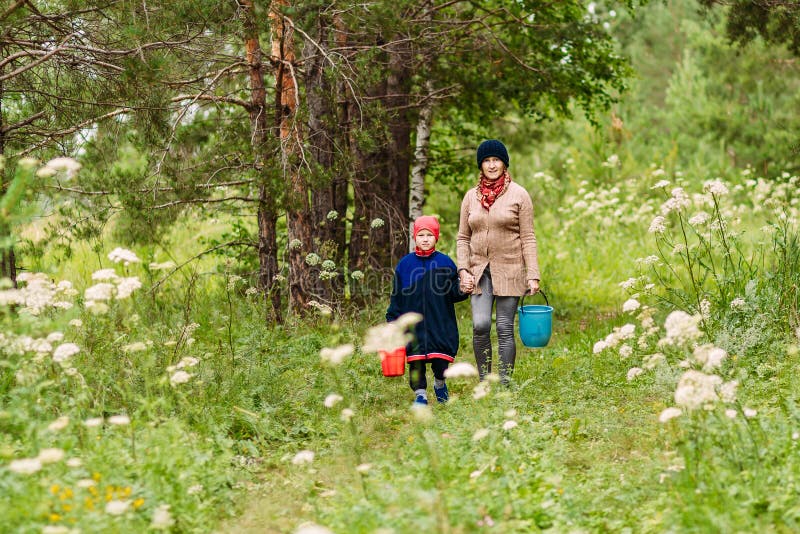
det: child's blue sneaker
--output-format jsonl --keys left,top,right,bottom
{"left": 434, "top": 383, "right": 449, "bottom": 403}
{"left": 414, "top": 394, "right": 428, "bottom": 406}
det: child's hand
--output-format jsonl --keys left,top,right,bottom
{"left": 459, "top": 271, "right": 475, "bottom": 293}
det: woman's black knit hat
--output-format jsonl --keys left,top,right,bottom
{"left": 476, "top": 139, "right": 510, "bottom": 169}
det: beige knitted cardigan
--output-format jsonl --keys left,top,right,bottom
{"left": 456, "top": 181, "right": 540, "bottom": 296}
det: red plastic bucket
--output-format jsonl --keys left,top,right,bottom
{"left": 380, "top": 347, "right": 406, "bottom": 377}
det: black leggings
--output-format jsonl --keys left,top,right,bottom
{"left": 408, "top": 359, "right": 449, "bottom": 391}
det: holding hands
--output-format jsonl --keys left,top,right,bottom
{"left": 459, "top": 271, "right": 475, "bottom": 293}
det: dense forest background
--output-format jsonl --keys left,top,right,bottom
{"left": 3, "top": 0, "right": 800, "bottom": 532}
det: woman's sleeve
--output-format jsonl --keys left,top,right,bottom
{"left": 519, "top": 191, "right": 541, "bottom": 281}
{"left": 456, "top": 193, "right": 472, "bottom": 272}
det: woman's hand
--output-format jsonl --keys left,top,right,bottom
{"left": 459, "top": 271, "right": 475, "bottom": 293}
{"left": 528, "top": 279, "right": 540, "bottom": 295}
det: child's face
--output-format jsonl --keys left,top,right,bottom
{"left": 415, "top": 229, "right": 436, "bottom": 252}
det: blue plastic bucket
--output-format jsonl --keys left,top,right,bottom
{"left": 518, "top": 290, "right": 553, "bottom": 348}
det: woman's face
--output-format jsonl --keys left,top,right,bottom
{"left": 480, "top": 156, "right": 505, "bottom": 181}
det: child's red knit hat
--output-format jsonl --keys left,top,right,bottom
{"left": 413, "top": 216, "right": 440, "bottom": 241}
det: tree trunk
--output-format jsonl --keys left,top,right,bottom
{"left": 348, "top": 40, "right": 413, "bottom": 300}
{"left": 0, "top": 61, "right": 16, "bottom": 287}
{"left": 241, "top": 0, "right": 281, "bottom": 323}
{"left": 409, "top": 80, "right": 434, "bottom": 252}
{"left": 271, "top": 0, "right": 314, "bottom": 315}
{"left": 304, "top": 11, "right": 346, "bottom": 305}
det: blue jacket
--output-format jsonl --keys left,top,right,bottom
{"left": 386, "top": 251, "right": 468, "bottom": 361}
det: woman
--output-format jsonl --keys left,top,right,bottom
{"left": 457, "top": 139, "right": 541, "bottom": 384}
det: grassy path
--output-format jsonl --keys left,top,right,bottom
{"left": 220, "top": 310, "right": 678, "bottom": 533}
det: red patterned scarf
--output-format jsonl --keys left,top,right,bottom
{"left": 476, "top": 169, "right": 511, "bottom": 210}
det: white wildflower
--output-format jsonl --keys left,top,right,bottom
{"left": 37, "top": 448, "right": 64, "bottom": 464}
{"left": 46, "top": 332, "right": 64, "bottom": 343}
{"left": 149, "top": 261, "right": 176, "bottom": 271}
{"left": 626, "top": 367, "right": 644, "bottom": 381}
{"left": 115, "top": 277, "right": 142, "bottom": 299}
{"left": 69, "top": 319, "right": 83, "bottom": 328}
{"left": 108, "top": 247, "right": 140, "bottom": 265}
{"left": 8, "top": 458, "right": 42, "bottom": 474}
{"left": 108, "top": 415, "right": 130, "bottom": 426}
{"left": 619, "top": 345, "right": 633, "bottom": 358}
{"left": 502, "top": 420, "right": 518, "bottom": 431}
{"left": 661, "top": 310, "right": 703, "bottom": 346}
{"left": 105, "top": 500, "right": 130, "bottom": 515}
{"left": 304, "top": 253, "right": 321, "bottom": 266}
{"left": 370, "top": 218, "right": 385, "bottom": 229}
{"left": 295, "top": 524, "right": 334, "bottom": 534}
{"left": 648, "top": 215, "right": 666, "bottom": 234}
{"left": 472, "top": 428, "right": 490, "bottom": 441}
{"left": 323, "top": 394, "right": 343, "bottom": 408}
{"left": 170, "top": 370, "right": 192, "bottom": 386}
{"left": 340, "top": 408, "right": 354, "bottom": 422}
{"left": 693, "top": 344, "right": 727, "bottom": 370}
{"left": 355, "top": 463, "right": 372, "bottom": 473}
{"left": 45, "top": 157, "right": 82, "bottom": 175}
{"left": 52, "top": 343, "right": 80, "bottom": 363}
{"left": 658, "top": 407, "right": 682, "bottom": 423}
{"left": 743, "top": 408, "right": 757, "bottom": 418}
{"left": 674, "top": 370, "right": 722, "bottom": 410}
{"left": 660, "top": 188, "right": 691, "bottom": 215}
{"left": 689, "top": 212, "right": 710, "bottom": 226}
{"left": 47, "top": 416, "right": 70, "bottom": 432}
{"left": 84, "top": 282, "right": 114, "bottom": 302}
{"left": 443, "top": 362, "right": 479, "bottom": 378}
{"left": 291, "top": 450, "right": 315, "bottom": 465}
{"left": 699, "top": 299, "right": 711, "bottom": 319}
{"left": 66, "top": 458, "right": 82, "bottom": 468}
{"left": 321, "top": 260, "right": 336, "bottom": 271}
{"left": 288, "top": 239, "right": 303, "bottom": 250}
{"left": 122, "top": 342, "right": 148, "bottom": 353}
{"left": 730, "top": 297, "right": 746, "bottom": 310}
{"left": 83, "top": 417, "right": 103, "bottom": 428}
{"left": 151, "top": 504, "right": 175, "bottom": 530}
{"left": 92, "top": 268, "right": 119, "bottom": 281}
{"left": 592, "top": 340, "right": 608, "bottom": 354}
{"left": 326, "top": 210, "right": 339, "bottom": 221}
{"left": 350, "top": 270, "right": 364, "bottom": 281}
{"left": 319, "top": 344, "right": 354, "bottom": 366}
{"left": 622, "top": 298, "right": 640, "bottom": 313}
{"left": 651, "top": 180, "right": 671, "bottom": 189}
{"left": 601, "top": 154, "right": 620, "bottom": 167}
{"left": 472, "top": 381, "right": 490, "bottom": 400}
{"left": 704, "top": 179, "right": 729, "bottom": 196}
{"left": 725, "top": 409, "right": 737, "bottom": 419}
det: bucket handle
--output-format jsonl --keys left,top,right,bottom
{"left": 520, "top": 289, "right": 549, "bottom": 309}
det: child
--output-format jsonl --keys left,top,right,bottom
{"left": 386, "top": 216, "right": 468, "bottom": 405}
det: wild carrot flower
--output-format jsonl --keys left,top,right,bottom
{"left": 105, "top": 500, "right": 130, "bottom": 515}
{"left": 151, "top": 504, "right": 174, "bottom": 530}
{"left": 472, "top": 428, "right": 490, "bottom": 441}
{"left": 626, "top": 367, "right": 643, "bottom": 381}
{"left": 108, "top": 415, "right": 130, "bottom": 426}
{"left": 37, "top": 448, "right": 65, "bottom": 464}
{"left": 52, "top": 343, "right": 80, "bottom": 363}
{"left": 319, "top": 344, "right": 354, "bottom": 365}
{"left": 674, "top": 370, "right": 722, "bottom": 410}
{"left": 47, "top": 416, "right": 70, "bottom": 432}
{"left": 651, "top": 180, "right": 670, "bottom": 189}
{"left": 291, "top": 450, "right": 315, "bottom": 465}
{"left": 622, "top": 298, "right": 640, "bottom": 313}
{"left": 115, "top": 277, "right": 142, "bottom": 299}
{"left": 661, "top": 311, "right": 703, "bottom": 346}
{"left": 688, "top": 212, "right": 710, "bottom": 226}
{"left": 170, "top": 371, "right": 192, "bottom": 386}
{"left": 8, "top": 457, "right": 42, "bottom": 474}
{"left": 108, "top": 247, "right": 140, "bottom": 265}
{"left": 658, "top": 407, "right": 682, "bottom": 423}
{"left": 725, "top": 409, "right": 737, "bottom": 419}
{"left": 502, "top": 420, "right": 518, "bottom": 431}
{"left": 92, "top": 269, "right": 119, "bottom": 281}
{"left": 703, "top": 179, "right": 729, "bottom": 196}
{"left": 323, "top": 394, "right": 343, "bottom": 408}
{"left": 443, "top": 362, "right": 479, "bottom": 378}
{"left": 692, "top": 344, "right": 726, "bottom": 370}
{"left": 648, "top": 216, "right": 666, "bottom": 233}
{"left": 743, "top": 408, "right": 757, "bottom": 418}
